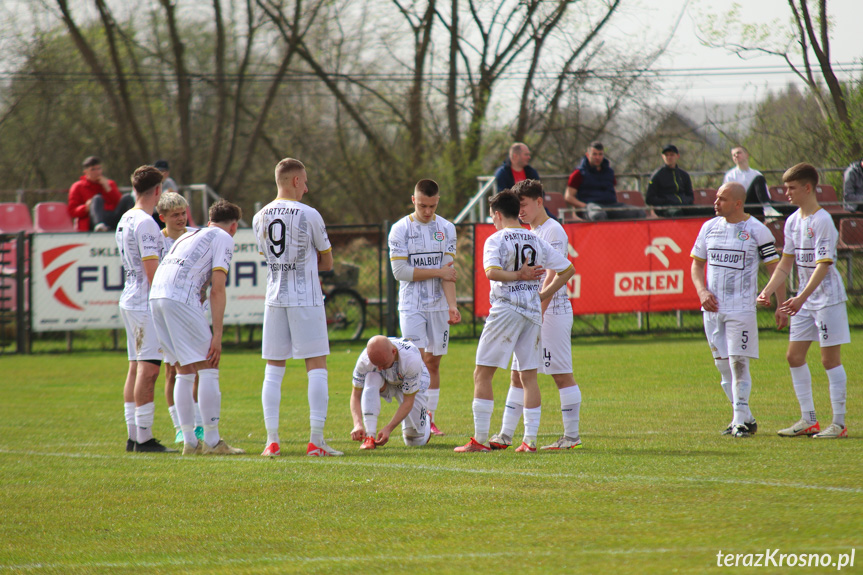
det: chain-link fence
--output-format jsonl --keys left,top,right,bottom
{"left": 3, "top": 216, "right": 863, "bottom": 354}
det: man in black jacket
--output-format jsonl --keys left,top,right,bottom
{"left": 646, "top": 144, "right": 694, "bottom": 218}
{"left": 494, "top": 143, "right": 539, "bottom": 191}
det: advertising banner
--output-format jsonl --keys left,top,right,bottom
{"left": 32, "top": 229, "right": 267, "bottom": 332}
{"left": 473, "top": 219, "right": 709, "bottom": 317}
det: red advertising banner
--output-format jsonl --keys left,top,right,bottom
{"left": 474, "top": 218, "right": 710, "bottom": 316}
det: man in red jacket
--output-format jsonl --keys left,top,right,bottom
{"left": 67, "top": 156, "right": 133, "bottom": 231}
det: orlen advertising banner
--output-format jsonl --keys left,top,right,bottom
{"left": 474, "top": 218, "right": 709, "bottom": 316}
{"left": 32, "top": 229, "right": 266, "bottom": 332}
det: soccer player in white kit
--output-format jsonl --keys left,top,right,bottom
{"left": 116, "top": 165, "right": 175, "bottom": 453}
{"left": 690, "top": 182, "right": 782, "bottom": 438}
{"left": 150, "top": 200, "right": 245, "bottom": 455}
{"left": 254, "top": 158, "right": 341, "bottom": 457}
{"left": 488, "top": 180, "right": 583, "bottom": 451}
{"left": 155, "top": 192, "right": 204, "bottom": 445}
{"left": 758, "top": 163, "right": 851, "bottom": 439}
{"left": 388, "top": 179, "right": 460, "bottom": 436}
{"left": 455, "top": 190, "right": 574, "bottom": 453}
{"left": 348, "top": 336, "right": 431, "bottom": 450}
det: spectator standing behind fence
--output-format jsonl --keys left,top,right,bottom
{"left": 154, "top": 160, "right": 179, "bottom": 194}
{"left": 843, "top": 158, "right": 863, "bottom": 213}
{"left": 564, "top": 142, "right": 645, "bottom": 221}
{"left": 646, "top": 144, "right": 694, "bottom": 218}
{"left": 723, "top": 147, "right": 786, "bottom": 218}
{"left": 68, "top": 156, "right": 134, "bottom": 231}
{"left": 494, "top": 143, "right": 539, "bottom": 191}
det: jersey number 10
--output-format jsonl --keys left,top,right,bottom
{"left": 513, "top": 242, "right": 537, "bottom": 270}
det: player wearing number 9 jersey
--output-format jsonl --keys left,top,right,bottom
{"left": 455, "top": 190, "right": 574, "bottom": 454}
{"left": 253, "top": 158, "right": 342, "bottom": 457}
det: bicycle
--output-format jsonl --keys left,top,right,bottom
{"left": 320, "top": 268, "right": 366, "bottom": 341}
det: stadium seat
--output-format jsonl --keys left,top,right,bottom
{"left": 0, "top": 203, "right": 34, "bottom": 234}
{"left": 837, "top": 218, "right": 863, "bottom": 290}
{"left": 692, "top": 188, "right": 717, "bottom": 206}
{"left": 767, "top": 185, "right": 792, "bottom": 206}
{"left": 34, "top": 202, "right": 76, "bottom": 232}
{"left": 765, "top": 218, "right": 785, "bottom": 251}
{"left": 814, "top": 185, "right": 849, "bottom": 215}
{"left": 617, "top": 190, "right": 646, "bottom": 207}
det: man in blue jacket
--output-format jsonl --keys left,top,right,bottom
{"left": 646, "top": 144, "right": 694, "bottom": 217}
{"left": 494, "top": 143, "right": 539, "bottom": 191}
{"left": 564, "top": 142, "right": 644, "bottom": 221}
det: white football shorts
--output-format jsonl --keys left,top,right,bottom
{"left": 150, "top": 298, "right": 211, "bottom": 366}
{"left": 789, "top": 302, "right": 851, "bottom": 346}
{"left": 120, "top": 307, "right": 163, "bottom": 362}
{"left": 363, "top": 372, "right": 431, "bottom": 447}
{"left": 476, "top": 306, "right": 541, "bottom": 370}
{"left": 703, "top": 310, "right": 759, "bottom": 359}
{"left": 399, "top": 310, "right": 450, "bottom": 356}
{"left": 512, "top": 311, "right": 573, "bottom": 375}
{"left": 262, "top": 305, "right": 330, "bottom": 360}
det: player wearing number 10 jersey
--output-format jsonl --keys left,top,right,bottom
{"left": 253, "top": 158, "right": 341, "bottom": 457}
{"left": 690, "top": 182, "right": 781, "bottom": 438}
{"left": 455, "top": 190, "right": 574, "bottom": 454}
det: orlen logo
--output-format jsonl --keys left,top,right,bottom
{"left": 42, "top": 243, "right": 86, "bottom": 310}
{"left": 614, "top": 237, "right": 684, "bottom": 297}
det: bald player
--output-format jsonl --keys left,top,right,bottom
{"left": 690, "top": 182, "right": 784, "bottom": 438}
{"left": 349, "top": 336, "right": 431, "bottom": 449}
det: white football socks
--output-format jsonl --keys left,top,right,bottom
{"left": 472, "top": 398, "right": 494, "bottom": 445}
{"left": 262, "top": 364, "right": 285, "bottom": 445}
{"left": 826, "top": 365, "right": 847, "bottom": 427}
{"left": 500, "top": 386, "right": 524, "bottom": 438}
{"left": 168, "top": 405, "right": 181, "bottom": 432}
{"left": 173, "top": 373, "right": 197, "bottom": 446}
{"left": 194, "top": 401, "right": 203, "bottom": 428}
{"left": 135, "top": 402, "right": 155, "bottom": 444}
{"left": 426, "top": 388, "right": 440, "bottom": 421}
{"left": 523, "top": 406, "right": 541, "bottom": 445}
{"left": 790, "top": 364, "right": 817, "bottom": 423}
{"left": 559, "top": 385, "right": 581, "bottom": 439}
{"left": 308, "top": 369, "right": 328, "bottom": 445}
{"left": 124, "top": 402, "right": 137, "bottom": 441}
{"left": 198, "top": 369, "right": 221, "bottom": 447}
{"left": 715, "top": 358, "right": 734, "bottom": 404}
{"left": 729, "top": 355, "right": 753, "bottom": 426}
{"left": 361, "top": 380, "right": 381, "bottom": 436}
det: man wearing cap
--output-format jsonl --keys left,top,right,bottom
{"left": 68, "top": 156, "right": 134, "bottom": 231}
{"left": 154, "top": 160, "right": 179, "bottom": 194}
{"left": 646, "top": 144, "right": 694, "bottom": 218}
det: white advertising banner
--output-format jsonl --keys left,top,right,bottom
{"left": 32, "top": 229, "right": 267, "bottom": 332}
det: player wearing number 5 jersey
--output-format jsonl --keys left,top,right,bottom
{"left": 388, "top": 179, "right": 460, "bottom": 436}
{"left": 455, "top": 190, "right": 574, "bottom": 454}
{"left": 758, "top": 163, "right": 850, "bottom": 439}
{"left": 691, "top": 182, "right": 781, "bottom": 438}
{"left": 253, "top": 158, "right": 341, "bottom": 457}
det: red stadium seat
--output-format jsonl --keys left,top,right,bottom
{"left": 767, "top": 186, "right": 791, "bottom": 205}
{"left": 815, "top": 185, "right": 849, "bottom": 215}
{"left": 692, "top": 188, "right": 717, "bottom": 206}
{"left": 765, "top": 218, "right": 785, "bottom": 251}
{"left": 34, "top": 202, "right": 76, "bottom": 232}
{"left": 838, "top": 218, "right": 863, "bottom": 251}
{"left": 617, "top": 190, "right": 646, "bottom": 207}
{"left": 0, "top": 203, "right": 34, "bottom": 234}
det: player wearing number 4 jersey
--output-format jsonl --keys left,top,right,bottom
{"left": 388, "top": 179, "right": 460, "bottom": 437}
{"left": 455, "top": 190, "right": 574, "bottom": 453}
{"left": 254, "top": 158, "right": 341, "bottom": 457}
{"left": 758, "top": 163, "right": 850, "bottom": 439}
{"left": 691, "top": 182, "right": 783, "bottom": 438}
{"left": 489, "top": 179, "right": 583, "bottom": 451}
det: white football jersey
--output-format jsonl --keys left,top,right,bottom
{"left": 723, "top": 167, "right": 762, "bottom": 191}
{"left": 388, "top": 214, "right": 457, "bottom": 312}
{"left": 483, "top": 226, "right": 573, "bottom": 325}
{"left": 116, "top": 208, "right": 163, "bottom": 311}
{"left": 783, "top": 208, "right": 847, "bottom": 310}
{"left": 351, "top": 337, "right": 429, "bottom": 396}
{"left": 691, "top": 215, "right": 779, "bottom": 312}
{"left": 161, "top": 226, "right": 192, "bottom": 252}
{"left": 149, "top": 226, "right": 234, "bottom": 309}
{"left": 253, "top": 199, "right": 332, "bottom": 308}
{"left": 531, "top": 217, "right": 572, "bottom": 316}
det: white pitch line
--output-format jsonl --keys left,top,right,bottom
{"left": 1, "top": 448, "right": 860, "bottom": 494}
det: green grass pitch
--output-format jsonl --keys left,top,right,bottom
{"left": 1, "top": 331, "right": 861, "bottom": 574}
